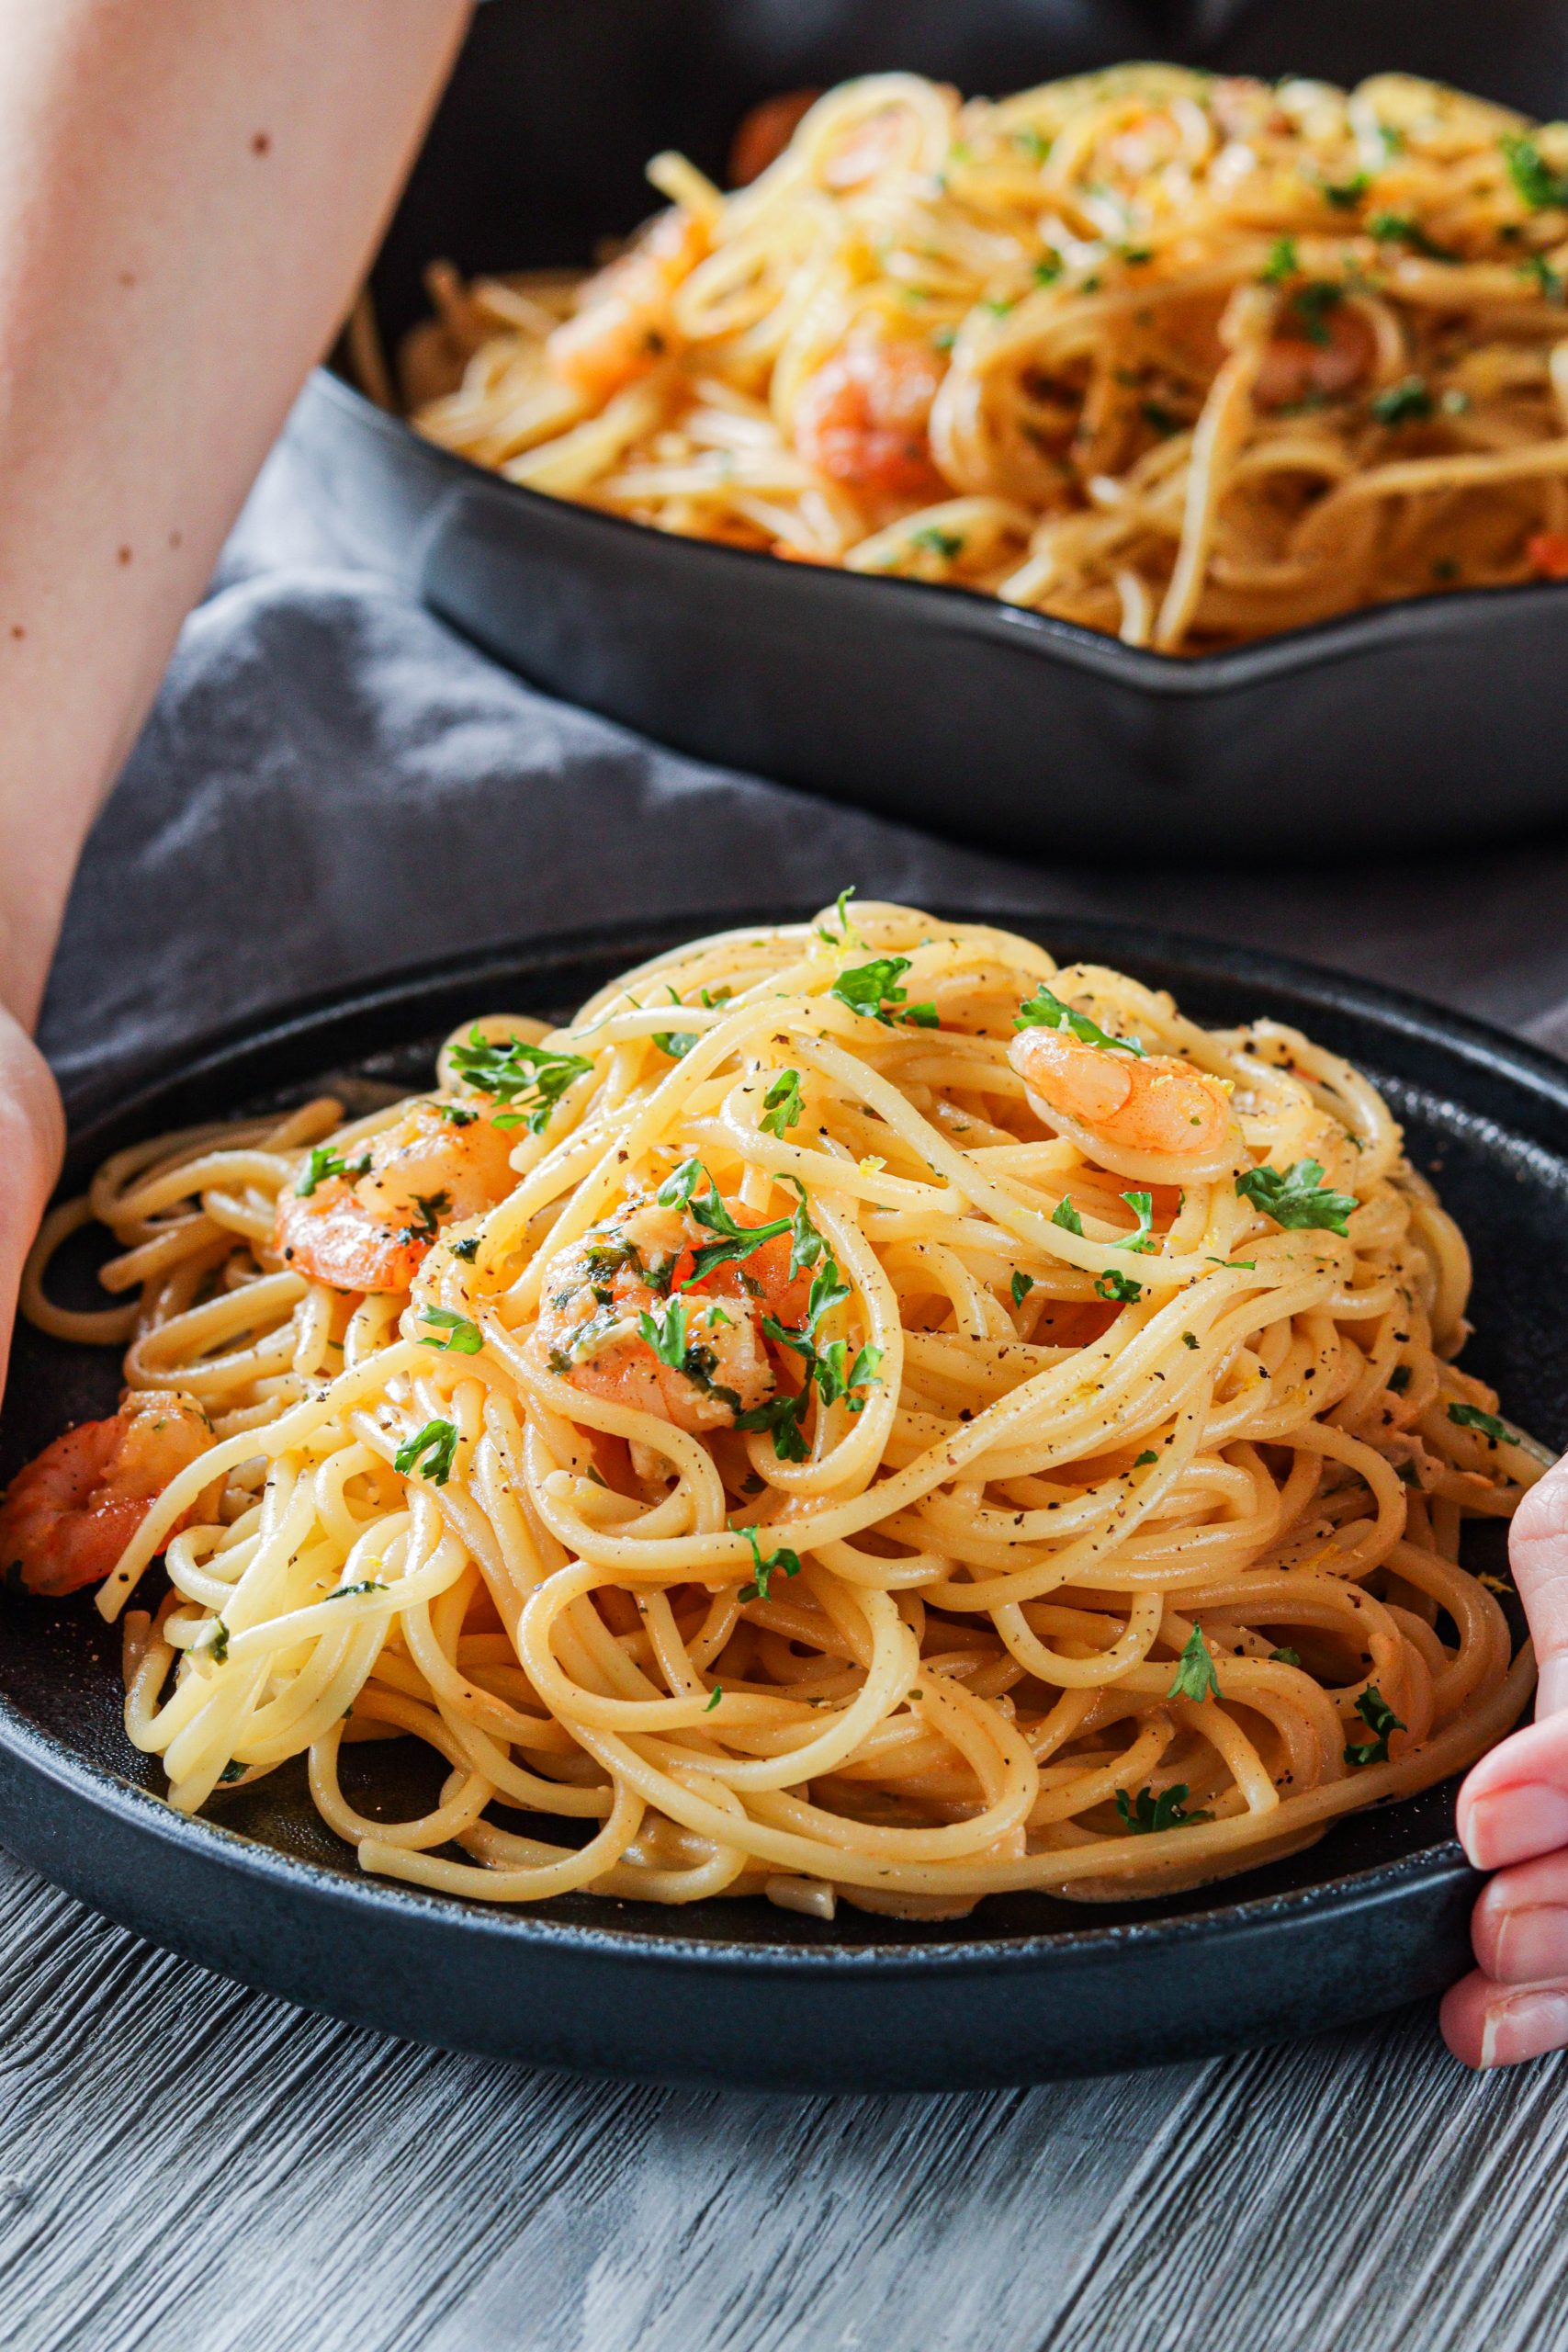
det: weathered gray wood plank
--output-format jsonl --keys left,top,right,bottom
{"left": 0, "top": 1841, "right": 1560, "bottom": 2352}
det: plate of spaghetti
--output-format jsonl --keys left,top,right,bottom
{"left": 0, "top": 908, "right": 1561, "bottom": 2088}
{"left": 297, "top": 35, "right": 1568, "bottom": 853}
{"left": 406, "top": 68, "right": 1568, "bottom": 653}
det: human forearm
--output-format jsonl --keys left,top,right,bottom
{"left": 0, "top": 0, "right": 469, "bottom": 1028}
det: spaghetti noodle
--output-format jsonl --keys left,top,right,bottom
{"left": 3, "top": 905, "right": 1544, "bottom": 1917}
{"left": 404, "top": 67, "right": 1568, "bottom": 652}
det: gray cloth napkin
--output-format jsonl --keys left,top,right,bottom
{"left": 38, "top": 391, "right": 1568, "bottom": 1103}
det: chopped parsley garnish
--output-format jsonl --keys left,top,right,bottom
{"left": 638, "top": 1295, "right": 691, "bottom": 1371}
{"left": 404, "top": 1191, "right": 449, "bottom": 1243}
{"left": 911, "top": 526, "right": 964, "bottom": 559}
{"left": 1014, "top": 986, "right": 1145, "bottom": 1056}
{"left": 1115, "top": 1782, "right": 1213, "bottom": 1834}
{"left": 203, "top": 1619, "right": 230, "bottom": 1666}
{"left": 1520, "top": 252, "right": 1566, "bottom": 302}
{"left": 1270, "top": 1646, "right": 1303, "bottom": 1668}
{"left": 448, "top": 1028, "right": 593, "bottom": 1134}
{"left": 737, "top": 1247, "right": 880, "bottom": 1457}
{"left": 1366, "top": 212, "right": 1453, "bottom": 258}
{"left": 1117, "top": 1191, "right": 1156, "bottom": 1253}
{"left": 1345, "top": 1686, "right": 1404, "bottom": 1767}
{"left": 1289, "top": 281, "right": 1343, "bottom": 344}
{"left": 739, "top": 1526, "right": 803, "bottom": 1604}
{"left": 1011, "top": 1272, "right": 1034, "bottom": 1307}
{"left": 705, "top": 1684, "right": 723, "bottom": 1713}
{"left": 655, "top": 1159, "right": 805, "bottom": 1286}
{"left": 1095, "top": 1269, "right": 1144, "bottom": 1305}
{"left": 1502, "top": 131, "right": 1568, "bottom": 211}
{"left": 1015, "top": 129, "right": 1051, "bottom": 164}
{"left": 1033, "top": 248, "right": 1063, "bottom": 283}
{"left": 419, "top": 1307, "right": 483, "bottom": 1356}
{"left": 326, "top": 1579, "right": 388, "bottom": 1600}
{"left": 1181, "top": 1330, "right": 1200, "bottom": 1350}
{"left": 449, "top": 1236, "right": 479, "bottom": 1262}
{"left": 1133, "top": 1450, "right": 1158, "bottom": 1468}
{"left": 1448, "top": 1401, "right": 1514, "bottom": 1446}
{"left": 833, "top": 955, "right": 916, "bottom": 1023}
{"left": 217, "top": 1761, "right": 246, "bottom": 1784}
{"left": 394, "top": 1419, "right": 458, "bottom": 1487}
{"left": 652, "top": 1028, "right": 698, "bottom": 1059}
{"left": 295, "top": 1145, "right": 371, "bottom": 1198}
{"left": 1370, "top": 375, "right": 1434, "bottom": 425}
{"left": 1052, "top": 1197, "right": 1084, "bottom": 1237}
{"left": 1260, "top": 235, "right": 1299, "bottom": 282}
{"left": 761, "top": 1069, "right": 804, "bottom": 1137}
{"left": 1323, "top": 172, "right": 1370, "bottom": 209}
{"left": 1168, "top": 1623, "right": 1221, "bottom": 1703}
{"left": 1235, "top": 1159, "right": 1358, "bottom": 1235}
{"left": 817, "top": 886, "right": 858, "bottom": 944}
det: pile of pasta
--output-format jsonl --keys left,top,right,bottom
{"left": 402, "top": 66, "right": 1568, "bottom": 651}
{"left": 20, "top": 906, "right": 1543, "bottom": 1918}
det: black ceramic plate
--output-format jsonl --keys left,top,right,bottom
{"left": 292, "top": 0, "right": 1568, "bottom": 858}
{"left": 0, "top": 913, "right": 1560, "bottom": 2092}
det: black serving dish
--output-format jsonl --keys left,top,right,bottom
{"left": 290, "top": 0, "right": 1568, "bottom": 859}
{"left": 0, "top": 912, "right": 1559, "bottom": 2090}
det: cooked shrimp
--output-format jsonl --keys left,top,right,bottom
{"left": 792, "top": 334, "right": 949, "bottom": 499}
{"left": 1010, "top": 1027, "right": 1236, "bottom": 1158}
{"left": 729, "top": 89, "right": 819, "bottom": 186}
{"left": 275, "top": 1100, "right": 517, "bottom": 1295}
{"left": 0, "top": 1391, "right": 212, "bottom": 1597}
{"left": 532, "top": 1194, "right": 810, "bottom": 1436}
{"left": 546, "top": 209, "right": 707, "bottom": 403}
{"left": 1254, "top": 299, "right": 1376, "bottom": 411}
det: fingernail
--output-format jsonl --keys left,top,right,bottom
{"left": 1464, "top": 1783, "right": 1568, "bottom": 1871}
{"left": 1539, "top": 1659, "right": 1568, "bottom": 1720}
{"left": 1480, "top": 1985, "right": 1568, "bottom": 2068}
{"left": 1495, "top": 1905, "right": 1568, "bottom": 1984}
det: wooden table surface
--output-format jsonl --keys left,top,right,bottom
{"left": 3, "top": 1842, "right": 1562, "bottom": 2352}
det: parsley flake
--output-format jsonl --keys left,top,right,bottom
{"left": 1370, "top": 375, "right": 1434, "bottom": 424}
{"left": 1448, "top": 1401, "right": 1513, "bottom": 1446}
{"left": 1117, "top": 1191, "right": 1156, "bottom": 1253}
{"left": 1236, "top": 1159, "right": 1358, "bottom": 1235}
{"left": 394, "top": 1419, "right": 458, "bottom": 1487}
{"left": 295, "top": 1145, "right": 371, "bottom": 1198}
{"left": 833, "top": 955, "right": 914, "bottom": 1023}
{"left": 1095, "top": 1269, "right": 1144, "bottom": 1305}
{"left": 1502, "top": 132, "right": 1568, "bottom": 211}
{"left": 1011, "top": 1272, "right": 1034, "bottom": 1307}
{"left": 448, "top": 1029, "right": 593, "bottom": 1136}
{"left": 761, "top": 1069, "right": 805, "bottom": 1137}
{"left": 1115, "top": 1782, "right": 1213, "bottom": 1834}
{"left": 1168, "top": 1624, "right": 1220, "bottom": 1702}
{"left": 1052, "top": 1197, "right": 1084, "bottom": 1237}
{"left": 1345, "top": 1686, "right": 1404, "bottom": 1767}
{"left": 419, "top": 1307, "right": 482, "bottom": 1356}
{"left": 739, "top": 1526, "right": 803, "bottom": 1603}
{"left": 1014, "top": 986, "right": 1145, "bottom": 1056}
{"left": 817, "top": 886, "right": 858, "bottom": 944}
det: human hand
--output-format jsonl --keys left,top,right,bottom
{"left": 1441, "top": 1450, "right": 1568, "bottom": 2067}
{"left": 0, "top": 1007, "right": 63, "bottom": 1419}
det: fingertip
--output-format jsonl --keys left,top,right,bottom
{"left": 1443, "top": 1975, "right": 1568, "bottom": 2070}
{"left": 1439, "top": 1970, "right": 1492, "bottom": 2068}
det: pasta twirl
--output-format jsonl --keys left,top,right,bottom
{"left": 5, "top": 906, "right": 1542, "bottom": 1919}
{"left": 405, "top": 67, "right": 1568, "bottom": 652}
